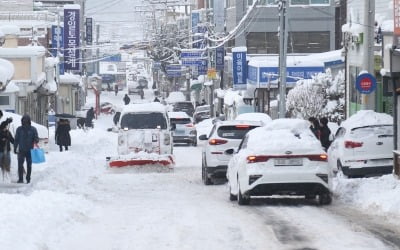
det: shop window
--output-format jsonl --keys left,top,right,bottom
{"left": 0, "top": 96, "right": 10, "bottom": 105}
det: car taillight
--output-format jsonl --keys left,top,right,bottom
{"left": 247, "top": 155, "right": 270, "bottom": 163}
{"left": 209, "top": 139, "right": 228, "bottom": 145}
{"left": 235, "top": 125, "right": 250, "bottom": 129}
{"left": 345, "top": 140, "right": 363, "bottom": 148}
{"left": 306, "top": 154, "right": 328, "bottom": 162}
{"left": 185, "top": 123, "right": 194, "bottom": 127}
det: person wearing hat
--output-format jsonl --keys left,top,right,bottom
{"left": 14, "top": 115, "right": 39, "bottom": 184}
{"left": 0, "top": 118, "right": 14, "bottom": 179}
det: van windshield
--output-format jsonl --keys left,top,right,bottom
{"left": 120, "top": 112, "right": 167, "bottom": 129}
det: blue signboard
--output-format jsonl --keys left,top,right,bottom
{"left": 258, "top": 66, "right": 325, "bottom": 87}
{"left": 191, "top": 12, "right": 199, "bottom": 33}
{"left": 198, "top": 60, "right": 208, "bottom": 75}
{"left": 64, "top": 8, "right": 80, "bottom": 71}
{"left": 166, "top": 64, "right": 183, "bottom": 77}
{"left": 86, "top": 17, "right": 93, "bottom": 45}
{"left": 215, "top": 46, "right": 224, "bottom": 71}
{"left": 356, "top": 73, "right": 377, "bottom": 94}
{"left": 232, "top": 49, "right": 247, "bottom": 89}
{"left": 247, "top": 65, "right": 258, "bottom": 85}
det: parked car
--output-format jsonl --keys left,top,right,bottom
{"left": 193, "top": 105, "right": 210, "bottom": 124}
{"left": 168, "top": 111, "right": 197, "bottom": 146}
{"left": 172, "top": 101, "right": 195, "bottom": 117}
{"left": 327, "top": 110, "right": 393, "bottom": 177}
{"left": 226, "top": 118, "right": 332, "bottom": 205}
{"left": 199, "top": 120, "right": 262, "bottom": 185}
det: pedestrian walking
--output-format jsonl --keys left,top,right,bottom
{"left": 0, "top": 117, "right": 14, "bottom": 181}
{"left": 86, "top": 107, "right": 95, "bottom": 128}
{"left": 308, "top": 117, "right": 320, "bottom": 139}
{"left": 114, "top": 84, "right": 119, "bottom": 96}
{"left": 123, "top": 94, "right": 130, "bottom": 105}
{"left": 14, "top": 115, "right": 39, "bottom": 184}
{"left": 55, "top": 119, "right": 71, "bottom": 152}
{"left": 319, "top": 117, "right": 332, "bottom": 151}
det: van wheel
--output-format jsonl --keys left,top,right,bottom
{"left": 318, "top": 193, "right": 332, "bottom": 205}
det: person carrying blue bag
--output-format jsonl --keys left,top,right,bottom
{"left": 14, "top": 115, "right": 39, "bottom": 184}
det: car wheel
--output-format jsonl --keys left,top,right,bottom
{"left": 202, "top": 157, "right": 212, "bottom": 185}
{"left": 318, "top": 193, "right": 332, "bottom": 205}
{"left": 237, "top": 181, "right": 250, "bottom": 205}
{"left": 229, "top": 185, "right": 237, "bottom": 201}
{"left": 337, "top": 160, "right": 349, "bottom": 178}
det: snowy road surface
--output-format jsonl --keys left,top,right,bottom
{"left": 0, "top": 91, "right": 399, "bottom": 250}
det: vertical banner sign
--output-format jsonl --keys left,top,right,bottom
{"left": 213, "top": 0, "right": 225, "bottom": 33}
{"left": 395, "top": 0, "right": 400, "bottom": 47}
{"left": 64, "top": 7, "right": 80, "bottom": 71}
{"left": 51, "top": 25, "right": 64, "bottom": 75}
{"left": 215, "top": 46, "right": 224, "bottom": 71}
{"left": 232, "top": 47, "right": 247, "bottom": 90}
{"left": 85, "top": 17, "right": 93, "bottom": 45}
{"left": 191, "top": 12, "right": 200, "bottom": 33}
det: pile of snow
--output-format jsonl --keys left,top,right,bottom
{"left": 1, "top": 111, "right": 48, "bottom": 139}
{"left": 341, "top": 110, "right": 393, "bottom": 129}
{"left": 195, "top": 118, "right": 213, "bottom": 137}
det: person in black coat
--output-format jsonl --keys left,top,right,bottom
{"left": 319, "top": 117, "right": 332, "bottom": 151}
{"left": 0, "top": 118, "right": 14, "bottom": 176}
{"left": 123, "top": 94, "right": 130, "bottom": 105}
{"left": 86, "top": 107, "right": 95, "bottom": 128}
{"left": 55, "top": 119, "right": 71, "bottom": 152}
{"left": 308, "top": 117, "right": 320, "bottom": 139}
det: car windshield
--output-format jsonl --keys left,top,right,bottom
{"left": 120, "top": 112, "right": 167, "bottom": 129}
{"left": 217, "top": 125, "right": 259, "bottom": 139}
{"left": 351, "top": 125, "right": 393, "bottom": 137}
{"left": 196, "top": 106, "right": 210, "bottom": 112}
{"left": 170, "top": 118, "right": 191, "bottom": 125}
{"left": 174, "top": 102, "right": 194, "bottom": 110}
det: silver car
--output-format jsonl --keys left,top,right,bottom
{"left": 169, "top": 112, "right": 197, "bottom": 146}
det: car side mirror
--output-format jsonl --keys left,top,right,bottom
{"left": 198, "top": 134, "right": 208, "bottom": 140}
{"left": 224, "top": 148, "right": 236, "bottom": 155}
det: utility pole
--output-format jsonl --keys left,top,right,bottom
{"left": 278, "top": 0, "right": 288, "bottom": 118}
{"left": 361, "top": 0, "right": 375, "bottom": 110}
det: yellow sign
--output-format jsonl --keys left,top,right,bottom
{"left": 207, "top": 68, "right": 217, "bottom": 79}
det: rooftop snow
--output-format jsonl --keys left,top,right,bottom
{"left": 235, "top": 112, "right": 272, "bottom": 125}
{"left": 168, "top": 111, "right": 190, "bottom": 119}
{"left": 0, "top": 24, "right": 20, "bottom": 35}
{"left": 0, "top": 46, "right": 46, "bottom": 57}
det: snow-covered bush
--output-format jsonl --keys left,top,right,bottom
{"left": 286, "top": 69, "right": 345, "bottom": 122}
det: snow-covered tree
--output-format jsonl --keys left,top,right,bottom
{"left": 286, "top": 69, "right": 345, "bottom": 122}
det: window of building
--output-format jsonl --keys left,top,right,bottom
{"left": 0, "top": 96, "right": 10, "bottom": 106}
{"left": 247, "top": 32, "right": 279, "bottom": 54}
{"left": 288, "top": 31, "right": 330, "bottom": 53}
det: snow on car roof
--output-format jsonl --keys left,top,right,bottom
{"left": 168, "top": 111, "right": 190, "bottom": 119}
{"left": 341, "top": 110, "right": 393, "bottom": 129}
{"left": 216, "top": 119, "right": 263, "bottom": 127}
{"left": 166, "top": 92, "right": 185, "bottom": 103}
{"left": 121, "top": 102, "right": 167, "bottom": 114}
{"left": 246, "top": 125, "right": 323, "bottom": 154}
{"left": 1, "top": 111, "right": 48, "bottom": 138}
{"left": 235, "top": 112, "right": 272, "bottom": 125}
{"left": 264, "top": 118, "right": 310, "bottom": 131}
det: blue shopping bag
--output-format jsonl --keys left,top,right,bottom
{"left": 31, "top": 147, "right": 46, "bottom": 164}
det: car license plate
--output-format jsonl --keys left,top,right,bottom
{"left": 274, "top": 158, "right": 303, "bottom": 166}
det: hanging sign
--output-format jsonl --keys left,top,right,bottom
{"left": 64, "top": 6, "right": 80, "bottom": 71}
{"left": 232, "top": 47, "right": 247, "bottom": 90}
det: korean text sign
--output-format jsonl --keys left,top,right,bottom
{"left": 64, "top": 7, "right": 80, "bottom": 71}
{"left": 232, "top": 47, "right": 247, "bottom": 89}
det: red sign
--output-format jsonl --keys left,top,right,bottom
{"left": 360, "top": 78, "right": 372, "bottom": 90}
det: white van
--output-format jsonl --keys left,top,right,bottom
{"left": 117, "top": 103, "right": 173, "bottom": 156}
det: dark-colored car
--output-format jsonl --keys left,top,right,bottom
{"left": 193, "top": 105, "right": 210, "bottom": 123}
{"left": 173, "top": 101, "right": 195, "bottom": 117}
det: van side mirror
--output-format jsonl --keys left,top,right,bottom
{"left": 198, "top": 134, "right": 208, "bottom": 140}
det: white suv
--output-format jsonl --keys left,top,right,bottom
{"left": 199, "top": 120, "right": 262, "bottom": 185}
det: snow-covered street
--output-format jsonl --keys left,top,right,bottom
{"left": 0, "top": 91, "right": 398, "bottom": 250}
